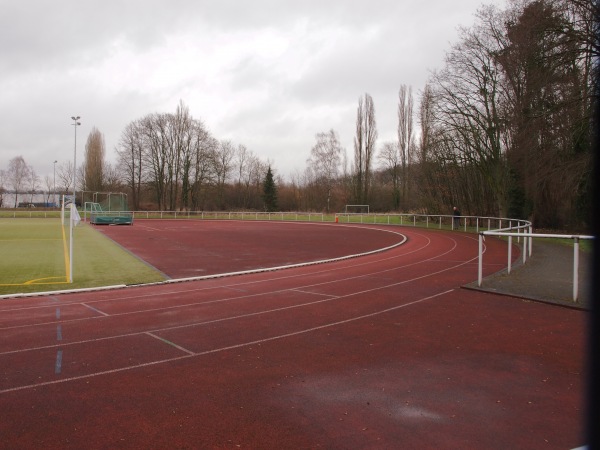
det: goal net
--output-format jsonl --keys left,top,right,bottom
{"left": 345, "top": 204, "right": 370, "bottom": 214}
{"left": 61, "top": 195, "right": 81, "bottom": 283}
{"left": 86, "top": 193, "right": 133, "bottom": 225}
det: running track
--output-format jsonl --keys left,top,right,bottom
{"left": 0, "top": 221, "right": 587, "bottom": 449}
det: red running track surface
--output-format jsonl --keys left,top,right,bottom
{"left": 0, "top": 222, "right": 587, "bottom": 449}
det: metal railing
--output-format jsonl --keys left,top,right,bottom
{"left": 478, "top": 227, "right": 594, "bottom": 303}
{"left": 2, "top": 208, "right": 593, "bottom": 302}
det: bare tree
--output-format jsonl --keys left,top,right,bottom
{"left": 0, "top": 169, "right": 6, "bottom": 207}
{"left": 44, "top": 175, "right": 53, "bottom": 204}
{"left": 398, "top": 85, "right": 414, "bottom": 208}
{"left": 430, "top": 22, "right": 508, "bottom": 216}
{"left": 102, "top": 163, "right": 123, "bottom": 192}
{"left": 307, "top": 129, "right": 343, "bottom": 212}
{"left": 27, "top": 166, "right": 39, "bottom": 203}
{"left": 57, "top": 161, "right": 73, "bottom": 197}
{"left": 235, "top": 145, "right": 266, "bottom": 209}
{"left": 83, "top": 127, "right": 106, "bottom": 192}
{"left": 353, "top": 93, "right": 377, "bottom": 204}
{"left": 117, "top": 120, "right": 145, "bottom": 210}
{"left": 189, "top": 129, "right": 216, "bottom": 211}
{"left": 377, "top": 141, "right": 401, "bottom": 209}
{"left": 7, "top": 156, "right": 29, "bottom": 207}
{"left": 213, "top": 140, "right": 236, "bottom": 209}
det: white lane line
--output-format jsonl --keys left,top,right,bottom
{"left": 0, "top": 226, "right": 413, "bottom": 310}
{"left": 0, "top": 245, "right": 475, "bottom": 357}
{"left": 289, "top": 289, "right": 339, "bottom": 299}
{"left": 145, "top": 332, "right": 195, "bottom": 355}
{"left": 81, "top": 303, "right": 110, "bottom": 317}
{"left": 0, "top": 289, "right": 453, "bottom": 395}
{"left": 0, "top": 232, "right": 444, "bottom": 331}
{"left": 0, "top": 236, "right": 477, "bottom": 352}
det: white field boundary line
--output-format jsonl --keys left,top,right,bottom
{"left": 0, "top": 225, "right": 426, "bottom": 312}
{"left": 0, "top": 231, "right": 484, "bottom": 331}
{"left": 0, "top": 224, "right": 407, "bottom": 300}
{"left": 0, "top": 230, "right": 459, "bottom": 330}
{"left": 0, "top": 289, "right": 454, "bottom": 395}
{"left": 483, "top": 231, "right": 594, "bottom": 239}
{"left": 0, "top": 235, "right": 476, "bottom": 355}
{"left": 0, "top": 225, "right": 478, "bottom": 311}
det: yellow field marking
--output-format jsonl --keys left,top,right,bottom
{"left": 25, "top": 276, "right": 69, "bottom": 285}
{"left": 0, "top": 238, "right": 61, "bottom": 241}
{"left": 0, "top": 219, "right": 71, "bottom": 288}
{"left": 0, "top": 283, "right": 70, "bottom": 287}
{"left": 0, "top": 278, "right": 70, "bottom": 287}
{"left": 62, "top": 221, "right": 70, "bottom": 282}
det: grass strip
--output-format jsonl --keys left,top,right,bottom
{"left": 0, "top": 218, "right": 165, "bottom": 296}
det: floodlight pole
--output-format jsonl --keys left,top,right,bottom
{"left": 71, "top": 116, "right": 80, "bottom": 201}
{"left": 70, "top": 116, "right": 81, "bottom": 283}
{"left": 53, "top": 160, "right": 57, "bottom": 207}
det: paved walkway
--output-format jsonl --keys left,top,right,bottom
{"left": 466, "top": 238, "right": 592, "bottom": 310}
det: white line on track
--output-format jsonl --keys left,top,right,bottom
{"left": 0, "top": 289, "right": 454, "bottom": 395}
{"left": 81, "top": 303, "right": 110, "bottom": 316}
{"left": 145, "top": 332, "right": 195, "bottom": 355}
{"left": 0, "top": 230, "right": 462, "bottom": 332}
{"left": 0, "top": 227, "right": 427, "bottom": 315}
{"left": 0, "top": 230, "right": 486, "bottom": 336}
{"left": 0, "top": 238, "right": 477, "bottom": 358}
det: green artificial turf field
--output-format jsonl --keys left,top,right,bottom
{"left": 0, "top": 218, "right": 166, "bottom": 296}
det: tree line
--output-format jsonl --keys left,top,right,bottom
{"left": 1, "top": 0, "right": 595, "bottom": 230}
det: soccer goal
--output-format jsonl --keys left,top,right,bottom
{"left": 345, "top": 204, "right": 370, "bottom": 214}
{"left": 84, "top": 192, "right": 134, "bottom": 225}
{"left": 61, "top": 194, "right": 81, "bottom": 283}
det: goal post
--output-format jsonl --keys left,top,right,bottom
{"left": 61, "top": 195, "right": 81, "bottom": 283}
{"left": 345, "top": 204, "right": 370, "bottom": 214}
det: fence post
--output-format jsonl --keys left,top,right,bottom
{"left": 507, "top": 235, "right": 512, "bottom": 274}
{"left": 478, "top": 234, "right": 483, "bottom": 286}
{"left": 573, "top": 237, "right": 579, "bottom": 302}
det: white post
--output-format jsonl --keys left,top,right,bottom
{"left": 69, "top": 203, "right": 74, "bottom": 283}
{"left": 573, "top": 238, "right": 579, "bottom": 302}
{"left": 507, "top": 235, "right": 512, "bottom": 274}
{"left": 69, "top": 116, "right": 80, "bottom": 283}
{"left": 478, "top": 234, "right": 483, "bottom": 286}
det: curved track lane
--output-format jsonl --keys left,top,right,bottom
{"left": 0, "top": 224, "right": 586, "bottom": 449}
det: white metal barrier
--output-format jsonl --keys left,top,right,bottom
{"left": 478, "top": 230, "right": 594, "bottom": 302}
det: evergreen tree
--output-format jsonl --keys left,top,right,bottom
{"left": 262, "top": 166, "right": 278, "bottom": 212}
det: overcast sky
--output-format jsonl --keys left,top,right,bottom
{"left": 0, "top": 0, "right": 496, "bottom": 184}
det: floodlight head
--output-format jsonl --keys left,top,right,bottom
{"left": 71, "top": 116, "right": 80, "bottom": 121}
